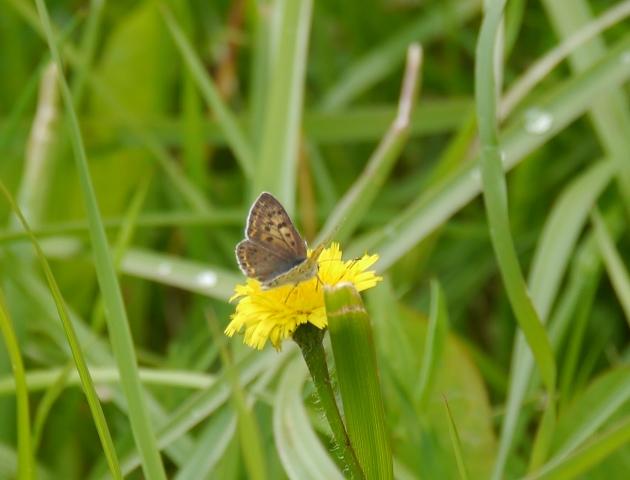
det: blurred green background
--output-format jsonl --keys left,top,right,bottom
{"left": 1, "top": 0, "right": 630, "bottom": 478}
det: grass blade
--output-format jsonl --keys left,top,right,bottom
{"left": 254, "top": 0, "right": 312, "bottom": 207}
{"left": 320, "top": 0, "right": 481, "bottom": 110}
{"left": 415, "top": 279, "right": 449, "bottom": 408}
{"left": 316, "top": 44, "right": 422, "bottom": 245}
{"left": 541, "top": 0, "right": 630, "bottom": 214}
{"left": 493, "top": 159, "right": 614, "bottom": 478}
{"left": 160, "top": 5, "right": 255, "bottom": 178}
{"left": 528, "top": 161, "right": 614, "bottom": 318}
{"left": 443, "top": 397, "right": 470, "bottom": 480}
{"left": 350, "top": 33, "right": 630, "bottom": 267}
{"left": 500, "top": 0, "right": 630, "bottom": 118}
{"left": 0, "top": 290, "right": 33, "bottom": 480}
{"left": 475, "top": 3, "right": 557, "bottom": 476}
{"left": 591, "top": 209, "right": 630, "bottom": 326}
{"left": 207, "top": 313, "right": 267, "bottom": 480}
{"left": 273, "top": 359, "right": 343, "bottom": 480}
{"left": 120, "top": 248, "right": 240, "bottom": 301}
{"left": 475, "top": 0, "right": 556, "bottom": 393}
{"left": 33, "top": 1, "right": 166, "bottom": 478}
{"left": 526, "top": 416, "right": 630, "bottom": 480}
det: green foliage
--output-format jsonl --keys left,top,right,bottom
{"left": 0, "top": 0, "right": 629, "bottom": 478}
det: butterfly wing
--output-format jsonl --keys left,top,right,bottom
{"left": 235, "top": 239, "right": 304, "bottom": 283}
{"left": 245, "top": 192, "right": 307, "bottom": 259}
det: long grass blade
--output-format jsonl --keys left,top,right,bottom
{"left": 475, "top": 0, "right": 556, "bottom": 393}
{"left": 254, "top": 0, "right": 313, "bottom": 208}
{"left": 33, "top": 1, "right": 167, "bottom": 478}
{"left": 160, "top": 5, "right": 255, "bottom": 178}
{"left": 0, "top": 290, "right": 33, "bottom": 480}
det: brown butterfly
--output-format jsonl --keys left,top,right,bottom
{"left": 235, "top": 192, "right": 324, "bottom": 289}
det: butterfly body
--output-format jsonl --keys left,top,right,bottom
{"left": 236, "top": 192, "right": 323, "bottom": 289}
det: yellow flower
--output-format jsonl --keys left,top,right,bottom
{"left": 225, "top": 243, "right": 381, "bottom": 350}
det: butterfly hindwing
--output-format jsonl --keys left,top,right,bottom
{"left": 235, "top": 239, "right": 303, "bottom": 283}
{"left": 245, "top": 192, "right": 307, "bottom": 259}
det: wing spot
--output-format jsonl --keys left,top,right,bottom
{"left": 266, "top": 237, "right": 273, "bottom": 242}
{"left": 290, "top": 240, "right": 295, "bottom": 246}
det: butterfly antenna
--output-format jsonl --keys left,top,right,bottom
{"left": 284, "top": 284, "right": 298, "bottom": 303}
{"left": 315, "top": 273, "right": 324, "bottom": 291}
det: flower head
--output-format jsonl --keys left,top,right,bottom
{"left": 225, "top": 243, "right": 381, "bottom": 350}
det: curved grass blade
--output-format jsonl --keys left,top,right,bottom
{"left": 273, "top": 358, "right": 343, "bottom": 480}
{"left": 528, "top": 161, "right": 613, "bottom": 318}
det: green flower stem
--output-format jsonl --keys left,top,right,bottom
{"left": 293, "top": 323, "right": 365, "bottom": 480}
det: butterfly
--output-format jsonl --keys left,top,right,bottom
{"left": 235, "top": 192, "right": 324, "bottom": 290}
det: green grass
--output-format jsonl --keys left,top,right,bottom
{"left": 1, "top": 0, "right": 629, "bottom": 478}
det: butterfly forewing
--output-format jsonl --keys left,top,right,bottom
{"left": 245, "top": 192, "right": 307, "bottom": 259}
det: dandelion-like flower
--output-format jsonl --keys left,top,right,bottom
{"left": 225, "top": 243, "right": 381, "bottom": 350}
